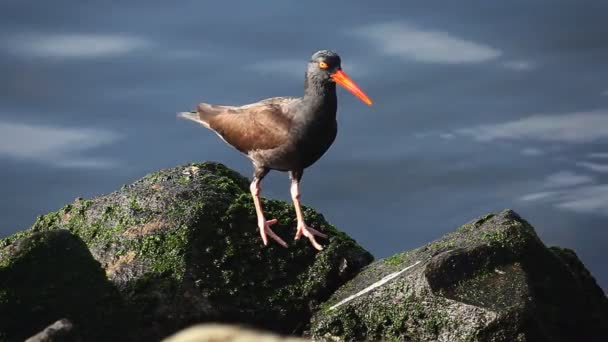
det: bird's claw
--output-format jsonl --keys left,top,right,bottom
{"left": 295, "top": 223, "right": 327, "bottom": 251}
{"left": 258, "top": 218, "right": 287, "bottom": 248}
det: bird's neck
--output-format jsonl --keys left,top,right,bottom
{"left": 302, "top": 75, "right": 337, "bottom": 117}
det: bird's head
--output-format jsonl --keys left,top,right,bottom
{"left": 307, "top": 50, "right": 372, "bottom": 105}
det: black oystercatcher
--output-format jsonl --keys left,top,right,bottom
{"left": 179, "top": 50, "right": 372, "bottom": 250}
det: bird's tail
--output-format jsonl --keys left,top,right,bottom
{"left": 177, "top": 111, "right": 210, "bottom": 128}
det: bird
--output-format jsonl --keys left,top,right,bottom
{"left": 178, "top": 50, "right": 372, "bottom": 250}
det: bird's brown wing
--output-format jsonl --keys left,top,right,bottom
{"left": 197, "top": 97, "right": 297, "bottom": 154}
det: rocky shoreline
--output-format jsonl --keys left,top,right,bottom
{"left": 1, "top": 162, "right": 606, "bottom": 341}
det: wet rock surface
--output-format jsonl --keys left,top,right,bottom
{"left": 2, "top": 162, "right": 606, "bottom": 341}
{"left": 0, "top": 230, "right": 128, "bottom": 341}
{"left": 309, "top": 210, "right": 608, "bottom": 341}
{"left": 1, "top": 162, "right": 372, "bottom": 341}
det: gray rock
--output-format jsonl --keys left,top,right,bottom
{"left": 163, "top": 323, "right": 308, "bottom": 342}
{"left": 5, "top": 162, "right": 372, "bottom": 340}
{"left": 310, "top": 210, "right": 608, "bottom": 341}
{"left": 25, "top": 319, "right": 77, "bottom": 342}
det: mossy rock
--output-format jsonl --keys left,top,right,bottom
{"left": 310, "top": 210, "right": 608, "bottom": 341}
{"left": 6, "top": 162, "right": 372, "bottom": 340}
{"left": 0, "top": 230, "right": 128, "bottom": 341}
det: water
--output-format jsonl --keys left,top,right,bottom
{"left": 1, "top": 0, "right": 607, "bottom": 289}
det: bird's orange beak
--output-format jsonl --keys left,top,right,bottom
{"left": 331, "top": 70, "right": 373, "bottom": 106}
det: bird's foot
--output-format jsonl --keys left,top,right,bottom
{"left": 258, "top": 218, "right": 288, "bottom": 248}
{"left": 295, "top": 222, "right": 328, "bottom": 251}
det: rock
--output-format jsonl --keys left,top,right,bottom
{"left": 13, "top": 162, "right": 372, "bottom": 340}
{"left": 25, "top": 319, "right": 78, "bottom": 342}
{"left": 163, "top": 323, "right": 308, "bottom": 342}
{"left": 310, "top": 210, "right": 608, "bottom": 341}
{"left": 0, "top": 230, "right": 128, "bottom": 341}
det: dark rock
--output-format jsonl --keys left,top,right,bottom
{"left": 0, "top": 230, "right": 128, "bottom": 341}
{"left": 25, "top": 319, "right": 78, "bottom": 342}
{"left": 310, "top": 210, "right": 608, "bottom": 341}
{"left": 7, "top": 162, "right": 372, "bottom": 340}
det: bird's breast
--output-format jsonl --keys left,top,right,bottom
{"left": 290, "top": 116, "right": 338, "bottom": 168}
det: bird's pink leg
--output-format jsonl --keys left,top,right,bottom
{"left": 290, "top": 179, "right": 328, "bottom": 250}
{"left": 250, "top": 178, "right": 287, "bottom": 248}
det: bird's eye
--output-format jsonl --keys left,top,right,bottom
{"left": 319, "top": 61, "right": 329, "bottom": 69}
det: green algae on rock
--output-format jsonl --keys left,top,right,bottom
{"left": 0, "top": 230, "right": 128, "bottom": 341}
{"left": 310, "top": 210, "right": 608, "bottom": 342}
{"left": 12, "top": 162, "right": 372, "bottom": 340}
